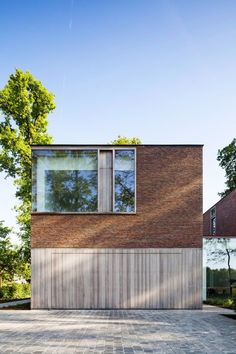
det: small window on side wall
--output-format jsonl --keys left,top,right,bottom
{"left": 210, "top": 207, "right": 216, "bottom": 235}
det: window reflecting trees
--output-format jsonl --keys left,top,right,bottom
{"left": 32, "top": 150, "right": 98, "bottom": 212}
{"left": 115, "top": 150, "right": 135, "bottom": 212}
{"left": 45, "top": 170, "right": 97, "bottom": 212}
{"left": 203, "top": 238, "right": 236, "bottom": 299}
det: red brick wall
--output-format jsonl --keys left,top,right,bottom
{"left": 31, "top": 145, "right": 203, "bottom": 248}
{"left": 203, "top": 188, "right": 236, "bottom": 237}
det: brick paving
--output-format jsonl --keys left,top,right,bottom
{"left": 0, "top": 306, "right": 235, "bottom": 353}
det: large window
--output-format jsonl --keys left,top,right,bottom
{"left": 203, "top": 237, "right": 236, "bottom": 300}
{"left": 32, "top": 148, "right": 136, "bottom": 213}
{"left": 32, "top": 150, "right": 98, "bottom": 212}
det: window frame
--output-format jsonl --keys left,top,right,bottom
{"left": 32, "top": 147, "right": 136, "bottom": 214}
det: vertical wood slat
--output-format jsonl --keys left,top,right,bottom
{"left": 129, "top": 250, "right": 135, "bottom": 308}
{"left": 113, "top": 251, "right": 119, "bottom": 309}
{"left": 99, "top": 151, "right": 113, "bottom": 212}
{"left": 31, "top": 249, "right": 37, "bottom": 309}
{"left": 31, "top": 248, "right": 203, "bottom": 309}
{"left": 175, "top": 249, "right": 181, "bottom": 309}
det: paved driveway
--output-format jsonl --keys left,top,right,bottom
{"left": 0, "top": 306, "right": 235, "bottom": 353}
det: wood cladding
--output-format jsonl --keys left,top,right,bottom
{"left": 31, "top": 248, "right": 202, "bottom": 309}
{"left": 99, "top": 150, "right": 113, "bottom": 212}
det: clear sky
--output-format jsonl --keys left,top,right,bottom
{"left": 0, "top": 0, "right": 236, "bottom": 238}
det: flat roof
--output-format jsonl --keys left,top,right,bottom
{"left": 31, "top": 144, "right": 203, "bottom": 149}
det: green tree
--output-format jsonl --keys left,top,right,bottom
{"left": 217, "top": 138, "right": 236, "bottom": 197}
{"left": 111, "top": 135, "right": 142, "bottom": 145}
{"left": 0, "top": 221, "right": 18, "bottom": 287}
{"left": 0, "top": 69, "right": 56, "bottom": 260}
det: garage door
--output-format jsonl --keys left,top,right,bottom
{"left": 51, "top": 250, "right": 185, "bottom": 309}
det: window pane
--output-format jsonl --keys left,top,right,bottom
{"left": 115, "top": 150, "right": 135, "bottom": 212}
{"left": 211, "top": 217, "right": 216, "bottom": 235}
{"left": 203, "top": 238, "right": 236, "bottom": 299}
{"left": 32, "top": 150, "right": 98, "bottom": 212}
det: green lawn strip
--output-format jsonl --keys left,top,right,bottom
{"left": 0, "top": 302, "right": 31, "bottom": 310}
{"left": 204, "top": 297, "right": 236, "bottom": 310}
{"left": 0, "top": 298, "right": 30, "bottom": 304}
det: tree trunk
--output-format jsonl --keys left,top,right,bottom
{"left": 226, "top": 248, "right": 232, "bottom": 297}
{"left": 0, "top": 275, "right": 2, "bottom": 289}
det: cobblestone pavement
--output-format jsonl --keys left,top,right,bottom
{"left": 0, "top": 306, "right": 235, "bottom": 353}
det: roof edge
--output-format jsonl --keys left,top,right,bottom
{"left": 203, "top": 188, "right": 236, "bottom": 215}
{"left": 31, "top": 144, "right": 204, "bottom": 149}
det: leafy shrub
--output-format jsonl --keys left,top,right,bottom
{"left": 204, "top": 297, "right": 236, "bottom": 310}
{"left": 0, "top": 283, "right": 30, "bottom": 300}
{"left": 222, "top": 298, "right": 234, "bottom": 307}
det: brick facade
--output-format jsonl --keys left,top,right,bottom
{"left": 31, "top": 145, "right": 203, "bottom": 248}
{"left": 203, "top": 188, "right": 236, "bottom": 237}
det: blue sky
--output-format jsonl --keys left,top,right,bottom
{"left": 1, "top": 0, "right": 236, "bottom": 238}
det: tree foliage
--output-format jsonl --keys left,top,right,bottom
{"left": 0, "top": 221, "right": 18, "bottom": 286}
{"left": 217, "top": 138, "right": 236, "bottom": 197}
{"left": 0, "top": 221, "right": 30, "bottom": 289}
{"left": 0, "top": 69, "right": 56, "bottom": 260}
{"left": 111, "top": 135, "right": 142, "bottom": 145}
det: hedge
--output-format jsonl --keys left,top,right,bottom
{"left": 204, "top": 296, "right": 236, "bottom": 310}
{"left": 0, "top": 283, "right": 31, "bottom": 301}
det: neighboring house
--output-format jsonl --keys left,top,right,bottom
{"left": 203, "top": 188, "right": 236, "bottom": 237}
{"left": 31, "top": 144, "right": 203, "bottom": 309}
{"left": 203, "top": 189, "right": 236, "bottom": 299}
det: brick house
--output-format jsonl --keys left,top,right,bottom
{"left": 203, "top": 189, "right": 236, "bottom": 299}
{"left": 31, "top": 144, "right": 203, "bottom": 309}
{"left": 203, "top": 188, "right": 236, "bottom": 237}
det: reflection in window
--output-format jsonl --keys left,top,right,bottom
{"left": 203, "top": 238, "right": 236, "bottom": 300}
{"left": 45, "top": 170, "right": 97, "bottom": 212}
{"left": 32, "top": 150, "right": 98, "bottom": 212}
{"left": 115, "top": 150, "right": 135, "bottom": 212}
{"left": 211, "top": 217, "right": 216, "bottom": 235}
